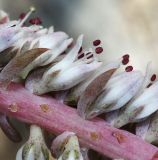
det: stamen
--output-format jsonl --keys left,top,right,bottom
{"left": 125, "top": 66, "right": 133, "bottom": 72}
{"left": 87, "top": 54, "right": 94, "bottom": 59}
{"left": 78, "top": 53, "right": 84, "bottom": 59}
{"left": 122, "top": 54, "right": 130, "bottom": 65}
{"left": 19, "top": 13, "right": 26, "bottom": 20}
{"left": 93, "top": 39, "right": 101, "bottom": 46}
{"left": 122, "top": 54, "right": 129, "bottom": 59}
{"left": 85, "top": 51, "right": 93, "bottom": 59}
{"left": 18, "top": 6, "right": 36, "bottom": 27}
{"left": 78, "top": 47, "right": 82, "bottom": 53}
{"left": 95, "top": 47, "right": 103, "bottom": 54}
{"left": 151, "top": 74, "right": 156, "bottom": 81}
{"left": 86, "top": 52, "right": 92, "bottom": 56}
{"left": 122, "top": 58, "right": 129, "bottom": 65}
{"left": 147, "top": 83, "right": 152, "bottom": 88}
{"left": 29, "top": 17, "right": 42, "bottom": 25}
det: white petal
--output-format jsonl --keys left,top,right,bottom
{"left": 0, "top": 27, "right": 19, "bottom": 52}
{"left": 16, "top": 146, "right": 24, "bottom": 160}
{"left": 33, "top": 32, "right": 69, "bottom": 49}
{"left": 26, "top": 147, "right": 35, "bottom": 160}
{"left": 127, "top": 81, "right": 158, "bottom": 120}
{"left": 48, "top": 61, "right": 101, "bottom": 91}
{"left": 50, "top": 35, "right": 83, "bottom": 71}
{"left": 48, "top": 26, "right": 54, "bottom": 34}
{"left": 66, "top": 60, "right": 120, "bottom": 104}
{"left": 42, "top": 38, "right": 73, "bottom": 66}
{"left": 94, "top": 71, "right": 143, "bottom": 111}
{"left": 52, "top": 131, "right": 75, "bottom": 158}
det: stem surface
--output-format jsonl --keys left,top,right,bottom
{"left": 0, "top": 83, "right": 157, "bottom": 160}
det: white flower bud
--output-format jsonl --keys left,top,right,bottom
{"left": 16, "top": 125, "right": 55, "bottom": 160}
{"left": 52, "top": 132, "right": 83, "bottom": 160}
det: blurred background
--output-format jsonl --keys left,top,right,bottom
{"left": 1, "top": 0, "right": 158, "bottom": 159}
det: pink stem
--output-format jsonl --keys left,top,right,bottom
{"left": 0, "top": 83, "right": 157, "bottom": 160}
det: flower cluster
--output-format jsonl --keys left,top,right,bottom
{"left": 0, "top": 6, "right": 158, "bottom": 160}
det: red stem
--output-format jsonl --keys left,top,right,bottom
{"left": 0, "top": 83, "right": 157, "bottom": 160}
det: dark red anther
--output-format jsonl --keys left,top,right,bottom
{"left": 151, "top": 74, "right": 156, "bottom": 81}
{"left": 61, "top": 51, "right": 66, "bottom": 55}
{"left": 87, "top": 54, "right": 94, "bottom": 59}
{"left": 29, "top": 17, "right": 42, "bottom": 25}
{"left": 78, "top": 47, "right": 82, "bottom": 53}
{"left": 95, "top": 47, "right": 103, "bottom": 54}
{"left": 19, "top": 13, "right": 26, "bottom": 19}
{"left": 125, "top": 66, "right": 133, "bottom": 72}
{"left": 78, "top": 53, "right": 84, "bottom": 59}
{"left": 86, "top": 52, "right": 92, "bottom": 56}
{"left": 122, "top": 58, "right": 129, "bottom": 65}
{"left": 122, "top": 54, "right": 130, "bottom": 59}
{"left": 93, "top": 39, "right": 101, "bottom": 46}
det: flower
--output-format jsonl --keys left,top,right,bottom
{"left": 52, "top": 131, "right": 83, "bottom": 160}
{"left": 81, "top": 70, "right": 144, "bottom": 119}
{"left": 113, "top": 80, "right": 158, "bottom": 128}
{"left": 19, "top": 32, "right": 73, "bottom": 79}
{"left": 0, "top": 7, "right": 35, "bottom": 52}
{"left": 25, "top": 35, "right": 102, "bottom": 95}
{"left": 65, "top": 60, "right": 120, "bottom": 105}
{"left": 16, "top": 125, "right": 55, "bottom": 160}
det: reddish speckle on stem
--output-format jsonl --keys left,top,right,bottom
{"left": 19, "top": 13, "right": 26, "bottom": 19}
{"left": 112, "top": 132, "right": 126, "bottom": 144}
{"left": 8, "top": 103, "right": 18, "bottom": 112}
{"left": 93, "top": 39, "right": 101, "bottom": 46}
{"left": 122, "top": 58, "right": 129, "bottom": 65}
{"left": 90, "top": 132, "right": 100, "bottom": 141}
{"left": 95, "top": 47, "right": 103, "bottom": 54}
{"left": 151, "top": 74, "right": 156, "bottom": 81}
{"left": 125, "top": 66, "right": 133, "bottom": 72}
{"left": 40, "top": 104, "right": 49, "bottom": 113}
{"left": 29, "top": 17, "right": 42, "bottom": 25}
